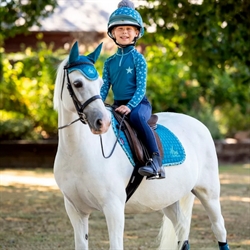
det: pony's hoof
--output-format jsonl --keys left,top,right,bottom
{"left": 219, "top": 243, "right": 230, "bottom": 250}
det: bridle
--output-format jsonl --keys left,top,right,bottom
{"left": 58, "top": 61, "right": 101, "bottom": 129}
{"left": 58, "top": 60, "right": 126, "bottom": 159}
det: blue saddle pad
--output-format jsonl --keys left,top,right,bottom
{"left": 111, "top": 115, "right": 186, "bottom": 167}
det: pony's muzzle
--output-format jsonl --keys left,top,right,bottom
{"left": 88, "top": 109, "right": 111, "bottom": 134}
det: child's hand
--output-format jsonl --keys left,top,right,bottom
{"left": 115, "top": 105, "right": 131, "bottom": 115}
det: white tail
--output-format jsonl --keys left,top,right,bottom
{"left": 158, "top": 193, "right": 195, "bottom": 250}
{"left": 158, "top": 215, "right": 178, "bottom": 250}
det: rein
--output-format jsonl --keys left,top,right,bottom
{"left": 58, "top": 62, "right": 101, "bottom": 129}
{"left": 99, "top": 112, "right": 126, "bottom": 159}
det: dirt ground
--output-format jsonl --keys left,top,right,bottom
{"left": 0, "top": 164, "right": 249, "bottom": 250}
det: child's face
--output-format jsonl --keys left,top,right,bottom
{"left": 112, "top": 26, "right": 139, "bottom": 46}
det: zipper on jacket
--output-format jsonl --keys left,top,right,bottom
{"left": 119, "top": 48, "right": 124, "bottom": 67}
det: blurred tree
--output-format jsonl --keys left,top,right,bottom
{"left": 0, "top": 42, "right": 63, "bottom": 140}
{"left": 0, "top": 0, "right": 58, "bottom": 139}
{"left": 138, "top": 0, "right": 250, "bottom": 136}
{"left": 139, "top": 0, "right": 250, "bottom": 69}
{"left": 0, "top": 0, "right": 57, "bottom": 45}
{"left": 0, "top": 0, "right": 57, "bottom": 85}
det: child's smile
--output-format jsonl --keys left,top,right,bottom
{"left": 113, "top": 26, "right": 139, "bottom": 46}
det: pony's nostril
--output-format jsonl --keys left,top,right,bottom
{"left": 96, "top": 119, "right": 103, "bottom": 130}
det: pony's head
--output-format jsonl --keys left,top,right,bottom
{"left": 54, "top": 41, "right": 110, "bottom": 135}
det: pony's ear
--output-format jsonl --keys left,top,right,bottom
{"left": 87, "top": 42, "right": 103, "bottom": 64}
{"left": 69, "top": 41, "right": 79, "bottom": 63}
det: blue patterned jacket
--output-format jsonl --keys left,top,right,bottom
{"left": 100, "top": 45, "right": 147, "bottom": 110}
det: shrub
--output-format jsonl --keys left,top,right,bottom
{"left": 0, "top": 119, "right": 42, "bottom": 140}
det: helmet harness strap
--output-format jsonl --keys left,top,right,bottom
{"left": 112, "top": 36, "right": 138, "bottom": 48}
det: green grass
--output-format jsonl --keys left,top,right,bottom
{"left": 219, "top": 163, "right": 250, "bottom": 175}
{"left": 0, "top": 164, "right": 249, "bottom": 249}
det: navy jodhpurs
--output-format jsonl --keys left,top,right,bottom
{"left": 113, "top": 97, "right": 159, "bottom": 156}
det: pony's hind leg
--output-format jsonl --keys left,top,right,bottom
{"left": 64, "top": 196, "right": 90, "bottom": 250}
{"left": 159, "top": 193, "right": 194, "bottom": 250}
{"left": 192, "top": 187, "right": 229, "bottom": 249}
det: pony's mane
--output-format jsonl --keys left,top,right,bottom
{"left": 53, "top": 56, "right": 69, "bottom": 110}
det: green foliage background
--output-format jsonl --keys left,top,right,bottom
{"left": 0, "top": 43, "right": 62, "bottom": 139}
{"left": 0, "top": 0, "right": 249, "bottom": 140}
{"left": 0, "top": 0, "right": 57, "bottom": 45}
{"left": 138, "top": 0, "right": 250, "bottom": 138}
{"left": 143, "top": 43, "right": 250, "bottom": 138}
{"left": 1, "top": 41, "right": 248, "bottom": 140}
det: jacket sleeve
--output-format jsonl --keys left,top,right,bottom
{"left": 126, "top": 52, "right": 147, "bottom": 110}
{"left": 100, "top": 60, "right": 111, "bottom": 102}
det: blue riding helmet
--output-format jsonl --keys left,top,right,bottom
{"left": 107, "top": 5, "right": 144, "bottom": 41}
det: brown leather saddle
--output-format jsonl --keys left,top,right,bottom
{"left": 110, "top": 106, "right": 165, "bottom": 202}
{"left": 112, "top": 108, "right": 164, "bottom": 165}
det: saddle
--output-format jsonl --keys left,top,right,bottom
{"left": 112, "top": 108, "right": 164, "bottom": 165}
{"left": 110, "top": 105, "right": 165, "bottom": 202}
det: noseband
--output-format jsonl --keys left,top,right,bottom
{"left": 58, "top": 61, "right": 101, "bottom": 129}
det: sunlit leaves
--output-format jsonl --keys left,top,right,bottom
{"left": 1, "top": 42, "right": 62, "bottom": 139}
{"left": 0, "top": 0, "right": 57, "bottom": 44}
{"left": 138, "top": 0, "right": 250, "bottom": 137}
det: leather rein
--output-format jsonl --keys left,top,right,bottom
{"left": 58, "top": 61, "right": 101, "bottom": 129}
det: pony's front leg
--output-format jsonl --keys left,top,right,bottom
{"left": 103, "top": 200, "right": 125, "bottom": 250}
{"left": 64, "top": 197, "right": 90, "bottom": 250}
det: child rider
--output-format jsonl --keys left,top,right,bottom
{"left": 100, "top": 0, "right": 165, "bottom": 180}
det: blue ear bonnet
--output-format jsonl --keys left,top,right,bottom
{"left": 67, "top": 57, "right": 99, "bottom": 81}
{"left": 66, "top": 41, "right": 102, "bottom": 81}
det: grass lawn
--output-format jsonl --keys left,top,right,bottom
{"left": 0, "top": 163, "right": 249, "bottom": 249}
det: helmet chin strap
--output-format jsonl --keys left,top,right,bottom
{"left": 113, "top": 37, "right": 138, "bottom": 48}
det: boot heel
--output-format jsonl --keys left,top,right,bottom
{"left": 139, "top": 154, "right": 165, "bottom": 180}
{"left": 146, "top": 167, "right": 165, "bottom": 180}
{"left": 158, "top": 167, "right": 165, "bottom": 179}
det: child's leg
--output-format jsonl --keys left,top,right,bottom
{"left": 129, "top": 98, "right": 165, "bottom": 179}
{"left": 129, "top": 99, "right": 159, "bottom": 155}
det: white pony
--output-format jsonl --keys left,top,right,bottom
{"left": 53, "top": 42, "right": 230, "bottom": 250}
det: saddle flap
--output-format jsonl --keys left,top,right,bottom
{"left": 147, "top": 114, "right": 158, "bottom": 129}
{"left": 112, "top": 109, "right": 163, "bottom": 165}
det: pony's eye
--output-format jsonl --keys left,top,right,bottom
{"left": 74, "top": 80, "right": 83, "bottom": 88}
